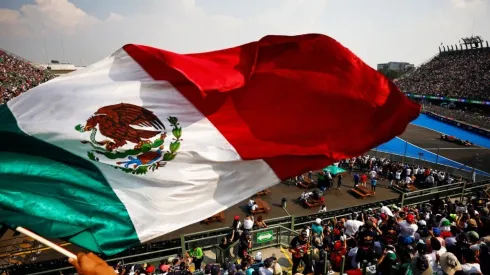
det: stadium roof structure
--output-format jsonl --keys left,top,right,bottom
{"left": 460, "top": 36, "right": 484, "bottom": 48}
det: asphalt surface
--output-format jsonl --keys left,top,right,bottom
{"left": 2, "top": 124, "right": 490, "bottom": 267}
{"left": 399, "top": 124, "right": 490, "bottom": 173}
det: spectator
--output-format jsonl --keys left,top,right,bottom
{"left": 188, "top": 243, "right": 204, "bottom": 271}
{"left": 0, "top": 50, "right": 55, "bottom": 104}
{"left": 396, "top": 48, "right": 490, "bottom": 101}
{"left": 423, "top": 104, "right": 490, "bottom": 130}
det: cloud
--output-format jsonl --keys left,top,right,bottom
{"left": 106, "top": 12, "right": 124, "bottom": 23}
{"left": 0, "top": 0, "right": 488, "bottom": 69}
{"left": 0, "top": 0, "right": 125, "bottom": 36}
{"left": 0, "top": 9, "right": 21, "bottom": 23}
{"left": 451, "top": 0, "right": 485, "bottom": 8}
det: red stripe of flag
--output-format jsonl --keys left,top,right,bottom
{"left": 123, "top": 34, "right": 420, "bottom": 180}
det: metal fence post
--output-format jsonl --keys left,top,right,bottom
{"left": 180, "top": 234, "right": 186, "bottom": 256}
{"left": 402, "top": 141, "right": 408, "bottom": 163}
{"left": 289, "top": 216, "right": 295, "bottom": 245}
{"left": 276, "top": 227, "right": 281, "bottom": 246}
{"left": 400, "top": 192, "right": 406, "bottom": 207}
{"left": 435, "top": 147, "right": 440, "bottom": 165}
{"left": 340, "top": 255, "right": 346, "bottom": 275}
{"left": 323, "top": 252, "right": 329, "bottom": 275}
{"left": 461, "top": 180, "right": 467, "bottom": 201}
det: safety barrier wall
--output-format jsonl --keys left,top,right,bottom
{"left": 424, "top": 111, "right": 490, "bottom": 138}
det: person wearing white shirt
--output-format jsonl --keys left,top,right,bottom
{"left": 250, "top": 203, "right": 258, "bottom": 212}
{"left": 380, "top": 205, "right": 394, "bottom": 217}
{"left": 461, "top": 248, "right": 480, "bottom": 274}
{"left": 348, "top": 246, "right": 359, "bottom": 268}
{"left": 344, "top": 219, "right": 363, "bottom": 236}
{"left": 406, "top": 168, "right": 412, "bottom": 177}
{"left": 461, "top": 262, "right": 480, "bottom": 274}
{"left": 248, "top": 198, "right": 255, "bottom": 208}
{"left": 398, "top": 214, "right": 417, "bottom": 244}
{"left": 369, "top": 170, "right": 377, "bottom": 180}
{"left": 395, "top": 171, "right": 401, "bottom": 185}
{"left": 318, "top": 205, "right": 327, "bottom": 213}
{"left": 243, "top": 216, "right": 254, "bottom": 230}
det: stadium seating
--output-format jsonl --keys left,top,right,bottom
{"left": 396, "top": 48, "right": 490, "bottom": 100}
{"left": 0, "top": 50, "right": 54, "bottom": 104}
{"left": 424, "top": 105, "right": 490, "bottom": 130}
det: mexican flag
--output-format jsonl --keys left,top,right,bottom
{"left": 0, "top": 34, "right": 420, "bottom": 255}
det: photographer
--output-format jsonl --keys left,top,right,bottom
{"left": 289, "top": 230, "right": 312, "bottom": 274}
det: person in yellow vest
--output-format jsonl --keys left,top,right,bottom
{"left": 188, "top": 243, "right": 204, "bottom": 271}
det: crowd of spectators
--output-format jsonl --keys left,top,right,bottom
{"left": 72, "top": 192, "right": 490, "bottom": 275}
{"left": 395, "top": 48, "right": 490, "bottom": 100}
{"left": 300, "top": 193, "right": 490, "bottom": 275}
{"left": 0, "top": 50, "right": 55, "bottom": 104}
{"left": 423, "top": 105, "right": 490, "bottom": 131}
{"left": 339, "top": 154, "right": 458, "bottom": 189}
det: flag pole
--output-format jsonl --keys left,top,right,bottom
{"left": 15, "top": 227, "right": 77, "bottom": 260}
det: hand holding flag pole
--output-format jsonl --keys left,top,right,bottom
{"left": 15, "top": 227, "right": 78, "bottom": 260}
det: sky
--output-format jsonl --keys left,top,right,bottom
{"left": 0, "top": 0, "right": 488, "bottom": 68}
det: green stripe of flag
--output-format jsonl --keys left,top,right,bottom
{"left": 0, "top": 104, "right": 138, "bottom": 255}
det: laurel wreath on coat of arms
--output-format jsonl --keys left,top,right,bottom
{"left": 74, "top": 103, "right": 182, "bottom": 175}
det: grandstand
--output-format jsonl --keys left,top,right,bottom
{"left": 394, "top": 36, "right": 490, "bottom": 131}
{"left": 395, "top": 38, "right": 490, "bottom": 101}
{"left": 0, "top": 50, "right": 56, "bottom": 104}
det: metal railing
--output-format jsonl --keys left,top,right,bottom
{"left": 8, "top": 176, "right": 490, "bottom": 274}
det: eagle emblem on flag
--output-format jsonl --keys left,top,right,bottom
{"left": 75, "top": 103, "right": 182, "bottom": 174}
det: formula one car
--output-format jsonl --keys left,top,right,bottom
{"left": 441, "top": 134, "right": 474, "bottom": 146}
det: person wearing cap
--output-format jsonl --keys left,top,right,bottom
{"left": 330, "top": 235, "right": 347, "bottom": 272}
{"left": 467, "top": 231, "right": 480, "bottom": 253}
{"left": 379, "top": 203, "right": 394, "bottom": 217}
{"left": 231, "top": 216, "right": 242, "bottom": 241}
{"left": 210, "top": 264, "right": 221, "bottom": 275}
{"left": 439, "top": 252, "right": 463, "bottom": 275}
{"left": 258, "top": 257, "right": 276, "bottom": 275}
{"left": 429, "top": 227, "right": 446, "bottom": 248}
{"left": 312, "top": 218, "right": 323, "bottom": 237}
{"left": 248, "top": 252, "right": 264, "bottom": 273}
{"left": 439, "top": 220, "right": 452, "bottom": 235}
{"left": 411, "top": 254, "right": 433, "bottom": 275}
{"left": 416, "top": 220, "right": 430, "bottom": 243}
{"left": 288, "top": 230, "right": 311, "bottom": 274}
{"left": 466, "top": 218, "right": 479, "bottom": 232}
{"left": 399, "top": 213, "right": 418, "bottom": 245}
{"left": 448, "top": 232, "right": 470, "bottom": 262}
{"left": 377, "top": 246, "right": 397, "bottom": 275}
